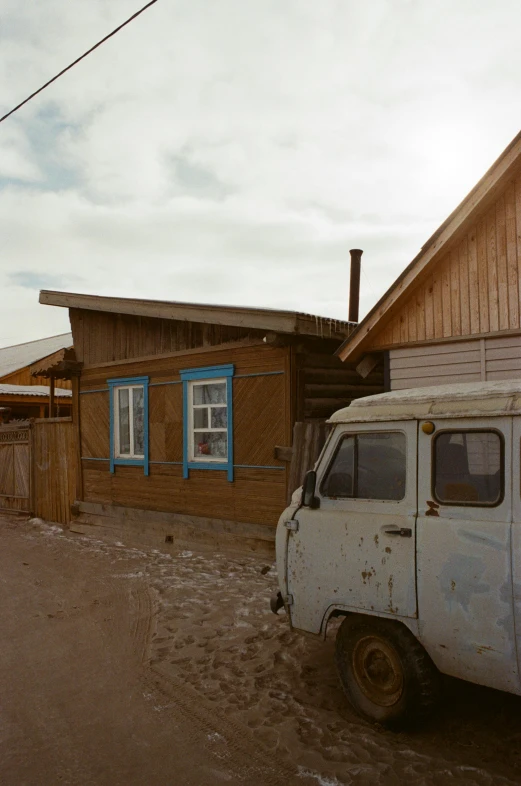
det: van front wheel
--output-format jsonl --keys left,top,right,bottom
{"left": 335, "top": 615, "right": 440, "bottom": 727}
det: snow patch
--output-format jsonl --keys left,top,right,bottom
{"left": 298, "top": 768, "right": 343, "bottom": 786}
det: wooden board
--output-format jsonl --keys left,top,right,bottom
{"left": 33, "top": 420, "right": 76, "bottom": 525}
{"left": 0, "top": 425, "right": 31, "bottom": 512}
{"left": 82, "top": 463, "right": 286, "bottom": 527}
{"left": 389, "top": 333, "right": 521, "bottom": 389}
{"left": 371, "top": 174, "right": 521, "bottom": 350}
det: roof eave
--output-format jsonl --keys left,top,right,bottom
{"left": 39, "top": 290, "right": 353, "bottom": 340}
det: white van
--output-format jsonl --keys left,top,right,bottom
{"left": 272, "top": 380, "right": 521, "bottom": 727}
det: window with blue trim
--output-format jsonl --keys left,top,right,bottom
{"left": 180, "top": 364, "right": 234, "bottom": 481}
{"left": 108, "top": 376, "right": 149, "bottom": 475}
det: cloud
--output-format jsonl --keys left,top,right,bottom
{"left": 1, "top": 0, "right": 521, "bottom": 344}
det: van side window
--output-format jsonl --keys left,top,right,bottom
{"left": 433, "top": 431, "right": 502, "bottom": 506}
{"left": 321, "top": 432, "right": 406, "bottom": 501}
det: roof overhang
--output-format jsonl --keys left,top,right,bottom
{"left": 336, "top": 127, "right": 521, "bottom": 363}
{"left": 39, "top": 291, "right": 355, "bottom": 341}
{"left": 30, "top": 346, "right": 79, "bottom": 380}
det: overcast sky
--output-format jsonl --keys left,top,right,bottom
{"left": 2, "top": 0, "right": 521, "bottom": 346}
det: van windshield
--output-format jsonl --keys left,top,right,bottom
{"left": 321, "top": 432, "right": 406, "bottom": 501}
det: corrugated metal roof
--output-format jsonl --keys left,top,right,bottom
{"left": 0, "top": 333, "right": 73, "bottom": 380}
{"left": 0, "top": 383, "right": 72, "bottom": 398}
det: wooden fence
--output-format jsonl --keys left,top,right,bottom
{"left": 0, "top": 418, "right": 76, "bottom": 525}
{"left": 32, "top": 418, "right": 76, "bottom": 524}
{"left": 286, "top": 421, "right": 331, "bottom": 503}
{"left": 0, "top": 422, "right": 31, "bottom": 513}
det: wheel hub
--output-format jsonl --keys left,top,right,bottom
{"left": 352, "top": 635, "right": 404, "bottom": 707}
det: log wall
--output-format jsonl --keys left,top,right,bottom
{"left": 295, "top": 351, "right": 384, "bottom": 420}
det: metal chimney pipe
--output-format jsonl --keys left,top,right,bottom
{"left": 348, "top": 248, "right": 363, "bottom": 323}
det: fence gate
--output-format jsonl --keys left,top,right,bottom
{"left": 0, "top": 422, "right": 31, "bottom": 513}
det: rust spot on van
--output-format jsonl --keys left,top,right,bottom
{"left": 374, "top": 534, "right": 379, "bottom": 546}
{"left": 451, "top": 580, "right": 456, "bottom": 591}
{"left": 385, "top": 547, "right": 392, "bottom": 554}
{"left": 426, "top": 500, "right": 440, "bottom": 517}
{"left": 476, "top": 644, "right": 495, "bottom": 655}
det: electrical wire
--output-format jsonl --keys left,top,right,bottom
{"left": 0, "top": 0, "right": 159, "bottom": 124}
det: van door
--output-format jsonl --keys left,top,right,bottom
{"left": 286, "top": 421, "right": 417, "bottom": 635}
{"left": 417, "top": 417, "right": 519, "bottom": 694}
{"left": 510, "top": 416, "right": 521, "bottom": 684}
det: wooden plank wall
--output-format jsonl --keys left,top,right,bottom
{"left": 373, "top": 173, "right": 521, "bottom": 349}
{"left": 1, "top": 367, "right": 72, "bottom": 389}
{"left": 33, "top": 418, "right": 76, "bottom": 525}
{"left": 390, "top": 334, "right": 521, "bottom": 389}
{"left": 80, "top": 343, "right": 291, "bottom": 527}
{"left": 0, "top": 424, "right": 31, "bottom": 513}
{"left": 70, "top": 309, "right": 266, "bottom": 365}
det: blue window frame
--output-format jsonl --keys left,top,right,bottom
{"left": 180, "top": 364, "right": 234, "bottom": 481}
{"left": 108, "top": 376, "right": 149, "bottom": 475}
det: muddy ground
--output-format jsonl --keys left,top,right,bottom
{"left": 1, "top": 515, "right": 520, "bottom": 785}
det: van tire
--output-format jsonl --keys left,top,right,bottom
{"left": 335, "top": 615, "right": 441, "bottom": 728}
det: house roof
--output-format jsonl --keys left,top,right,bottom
{"left": 0, "top": 333, "right": 73, "bottom": 379}
{"left": 0, "top": 383, "right": 72, "bottom": 398}
{"left": 39, "top": 291, "right": 354, "bottom": 341}
{"left": 337, "top": 127, "right": 521, "bottom": 362}
{"left": 328, "top": 379, "right": 521, "bottom": 423}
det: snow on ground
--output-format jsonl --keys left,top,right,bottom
{"left": 25, "top": 518, "right": 521, "bottom": 785}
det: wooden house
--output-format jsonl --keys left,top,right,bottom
{"left": 38, "top": 291, "right": 384, "bottom": 552}
{"left": 337, "top": 130, "right": 521, "bottom": 389}
{"left": 0, "top": 333, "right": 73, "bottom": 419}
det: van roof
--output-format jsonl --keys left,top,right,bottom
{"left": 328, "top": 380, "right": 521, "bottom": 424}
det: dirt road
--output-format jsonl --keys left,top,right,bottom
{"left": 0, "top": 516, "right": 301, "bottom": 786}
{"left": 1, "top": 515, "right": 521, "bottom": 786}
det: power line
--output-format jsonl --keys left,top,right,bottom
{"left": 0, "top": 0, "right": 159, "bottom": 124}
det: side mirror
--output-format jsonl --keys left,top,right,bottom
{"left": 302, "top": 470, "right": 320, "bottom": 509}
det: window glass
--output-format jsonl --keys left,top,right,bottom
{"left": 133, "top": 387, "right": 145, "bottom": 457}
{"left": 322, "top": 432, "right": 406, "bottom": 501}
{"left": 434, "top": 431, "right": 502, "bottom": 505}
{"left": 357, "top": 433, "right": 406, "bottom": 500}
{"left": 118, "top": 388, "right": 130, "bottom": 455}
{"left": 194, "top": 383, "right": 226, "bottom": 405}
{"left": 191, "top": 380, "right": 228, "bottom": 461}
{"left": 321, "top": 436, "right": 354, "bottom": 497}
{"left": 115, "top": 385, "right": 145, "bottom": 459}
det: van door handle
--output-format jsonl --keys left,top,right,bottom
{"left": 382, "top": 526, "right": 412, "bottom": 538}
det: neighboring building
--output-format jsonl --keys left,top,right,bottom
{"left": 0, "top": 333, "right": 73, "bottom": 419}
{"left": 337, "top": 130, "right": 521, "bottom": 390}
{"left": 38, "top": 291, "right": 383, "bottom": 550}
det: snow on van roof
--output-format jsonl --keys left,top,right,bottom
{"left": 329, "top": 380, "right": 521, "bottom": 423}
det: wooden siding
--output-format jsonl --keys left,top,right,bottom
{"left": 33, "top": 419, "right": 76, "bottom": 525}
{"left": 390, "top": 334, "right": 521, "bottom": 389}
{"left": 373, "top": 173, "right": 521, "bottom": 350}
{"left": 70, "top": 308, "right": 266, "bottom": 365}
{"left": 0, "top": 425, "right": 30, "bottom": 513}
{"left": 79, "top": 343, "right": 291, "bottom": 527}
{"left": 1, "top": 367, "right": 71, "bottom": 388}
